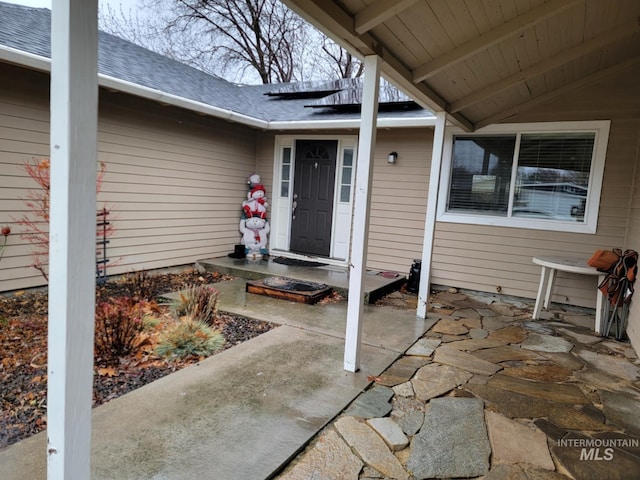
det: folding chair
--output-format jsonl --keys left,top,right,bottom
{"left": 598, "top": 249, "right": 637, "bottom": 340}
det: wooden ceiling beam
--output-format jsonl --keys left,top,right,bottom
{"left": 378, "top": 49, "right": 474, "bottom": 131}
{"left": 282, "top": 0, "right": 378, "bottom": 55}
{"left": 412, "top": 0, "right": 582, "bottom": 83}
{"left": 355, "top": 0, "right": 419, "bottom": 35}
{"left": 451, "top": 22, "right": 640, "bottom": 113}
{"left": 475, "top": 56, "right": 640, "bottom": 129}
{"left": 283, "top": 0, "right": 476, "bottom": 130}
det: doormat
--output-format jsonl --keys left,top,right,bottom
{"left": 246, "top": 277, "right": 332, "bottom": 304}
{"left": 273, "top": 257, "right": 328, "bottom": 267}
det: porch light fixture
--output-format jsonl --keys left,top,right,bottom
{"left": 388, "top": 151, "right": 398, "bottom": 164}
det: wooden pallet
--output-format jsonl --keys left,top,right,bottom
{"left": 246, "top": 278, "right": 332, "bottom": 304}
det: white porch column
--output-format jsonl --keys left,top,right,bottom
{"left": 344, "top": 55, "right": 380, "bottom": 372}
{"left": 417, "top": 111, "right": 446, "bottom": 318}
{"left": 47, "top": 1, "right": 98, "bottom": 478}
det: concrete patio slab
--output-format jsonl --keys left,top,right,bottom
{"left": 213, "top": 278, "right": 434, "bottom": 354}
{"left": 2, "top": 272, "right": 433, "bottom": 480}
{"left": 0, "top": 326, "right": 400, "bottom": 480}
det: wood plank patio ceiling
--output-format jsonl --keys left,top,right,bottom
{"left": 283, "top": 0, "right": 640, "bottom": 131}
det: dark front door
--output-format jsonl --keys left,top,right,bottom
{"left": 290, "top": 140, "right": 337, "bottom": 257}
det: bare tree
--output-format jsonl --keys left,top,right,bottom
{"left": 151, "top": 0, "right": 308, "bottom": 84}
{"left": 99, "top": 0, "right": 364, "bottom": 84}
{"left": 320, "top": 37, "right": 364, "bottom": 79}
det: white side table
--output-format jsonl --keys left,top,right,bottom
{"left": 532, "top": 256, "right": 606, "bottom": 334}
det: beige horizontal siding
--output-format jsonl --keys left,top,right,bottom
{"left": 0, "top": 63, "right": 257, "bottom": 292}
{"left": 366, "top": 129, "right": 431, "bottom": 275}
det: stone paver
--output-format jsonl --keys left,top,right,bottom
{"left": 600, "top": 340, "right": 638, "bottom": 359}
{"left": 344, "top": 385, "right": 394, "bottom": 418}
{"left": 473, "top": 345, "right": 544, "bottom": 363}
{"left": 440, "top": 334, "right": 464, "bottom": 342}
{"left": 392, "top": 381, "right": 414, "bottom": 397}
{"left": 278, "top": 429, "right": 363, "bottom": 480}
{"left": 476, "top": 307, "right": 498, "bottom": 317}
{"left": 391, "top": 396, "right": 424, "bottom": 416}
{"left": 366, "top": 417, "right": 409, "bottom": 451}
{"left": 576, "top": 349, "right": 640, "bottom": 382}
{"left": 393, "top": 410, "right": 424, "bottom": 436}
{"left": 439, "top": 338, "right": 506, "bottom": 351}
{"left": 523, "top": 322, "right": 555, "bottom": 334}
{"left": 546, "top": 404, "right": 614, "bottom": 431}
{"left": 375, "top": 356, "right": 430, "bottom": 387}
{"left": 501, "top": 364, "right": 573, "bottom": 382}
{"left": 482, "top": 316, "right": 511, "bottom": 331}
{"left": 533, "top": 418, "right": 569, "bottom": 441}
{"left": 488, "top": 304, "right": 519, "bottom": 316}
{"left": 599, "top": 389, "right": 640, "bottom": 435}
{"left": 484, "top": 464, "right": 570, "bottom": 479}
{"left": 431, "top": 318, "right": 469, "bottom": 335}
{"left": 487, "top": 325, "right": 528, "bottom": 343}
{"left": 451, "top": 307, "right": 482, "bottom": 319}
{"left": 335, "top": 416, "right": 408, "bottom": 480}
{"left": 469, "top": 328, "right": 489, "bottom": 339}
{"left": 489, "top": 374, "right": 589, "bottom": 404}
{"left": 411, "top": 363, "right": 473, "bottom": 401}
{"left": 407, "top": 397, "right": 490, "bottom": 479}
{"left": 557, "top": 327, "right": 602, "bottom": 345}
{"left": 485, "top": 411, "right": 555, "bottom": 470}
{"left": 459, "top": 316, "right": 483, "bottom": 329}
{"left": 405, "top": 337, "right": 441, "bottom": 357}
{"left": 521, "top": 333, "right": 574, "bottom": 352}
{"left": 574, "top": 368, "right": 639, "bottom": 394}
{"left": 434, "top": 346, "right": 502, "bottom": 376}
{"left": 465, "top": 383, "right": 557, "bottom": 419}
{"left": 540, "top": 351, "right": 585, "bottom": 370}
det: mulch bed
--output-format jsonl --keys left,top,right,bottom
{"left": 0, "top": 268, "right": 275, "bottom": 449}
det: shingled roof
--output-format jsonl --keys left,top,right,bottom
{"left": 0, "top": 1, "right": 434, "bottom": 126}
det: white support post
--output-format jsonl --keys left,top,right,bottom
{"left": 344, "top": 55, "right": 380, "bottom": 372}
{"left": 417, "top": 111, "right": 446, "bottom": 318}
{"left": 47, "top": 1, "right": 98, "bottom": 478}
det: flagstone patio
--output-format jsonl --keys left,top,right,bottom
{"left": 275, "top": 289, "right": 640, "bottom": 480}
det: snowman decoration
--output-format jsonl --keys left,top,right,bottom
{"left": 242, "top": 183, "right": 268, "bottom": 219}
{"left": 239, "top": 174, "right": 270, "bottom": 260}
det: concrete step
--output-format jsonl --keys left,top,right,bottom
{"left": 197, "top": 256, "right": 405, "bottom": 303}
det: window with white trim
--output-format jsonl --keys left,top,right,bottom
{"left": 339, "top": 148, "right": 354, "bottom": 203}
{"left": 438, "top": 121, "right": 610, "bottom": 234}
{"left": 279, "top": 147, "right": 291, "bottom": 197}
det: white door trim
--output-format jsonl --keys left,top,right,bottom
{"left": 271, "top": 134, "right": 357, "bottom": 265}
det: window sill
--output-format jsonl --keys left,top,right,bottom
{"left": 437, "top": 212, "right": 597, "bottom": 234}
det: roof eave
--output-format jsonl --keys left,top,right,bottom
{"left": 0, "top": 46, "right": 436, "bottom": 132}
{"left": 268, "top": 116, "right": 436, "bottom": 130}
